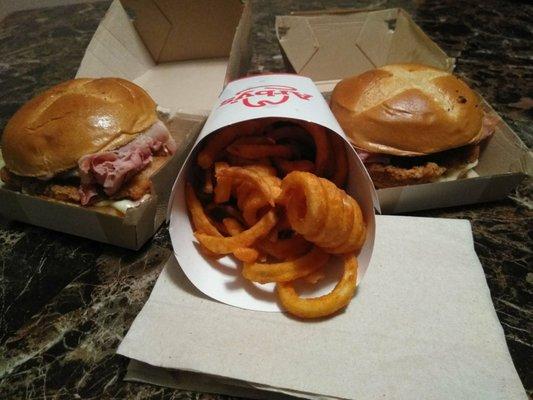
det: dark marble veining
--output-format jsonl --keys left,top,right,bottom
{"left": 0, "top": 0, "right": 531, "bottom": 399}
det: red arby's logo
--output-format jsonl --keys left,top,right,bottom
{"left": 220, "top": 85, "right": 313, "bottom": 108}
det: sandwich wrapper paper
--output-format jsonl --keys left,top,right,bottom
{"left": 117, "top": 215, "right": 527, "bottom": 399}
{"left": 167, "top": 74, "right": 378, "bottom": 312}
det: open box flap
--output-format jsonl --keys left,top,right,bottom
{"left": 123, "top": 0, "right": 244, "bottom": 63}
{"left": 275, "top": 16, "right": 320, "bottom": 75}
{"left": 121, "top": 0, "right": 173, "bottom": 62}
{"left": 387, "top": 9, "right": 453, "bottom": 68}
{"left": 77, "top": 0, "right": 226, "bottom": 115}
{"left": 276, "top": 8, "right": 454, "bottom": 86}
{"left": 224, "top": 0, "right": 253, "bottom": 85}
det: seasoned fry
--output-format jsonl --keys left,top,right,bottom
{"left": 305, "top": 178, "right": 345, "bottom": 247}
{"left": 282, "top": 171, "right": 327, "bottom": 237}
{"left": 218, "top": 167, "right": 277, "bottom": 206}
{"left": 194, "top": 210, "right": 277, "bottom": 254}
{"left": 322, "top": 202, "right": 366, "bottom": 254}
{"left": 226, "top": 154, "right": 272, "bottom": 167}
{"left": 187, "top": 118, "right": 367, "bottom": 319}
{"left": 234, "top": 247, "right": 260, "bottom": 263}
{"left": 222, "top": 217, "right": 245, "bottom": 235}
{"left": 277, "top": 254, "right": 358, "bottom": 318}
{"left": 296, "top": 121, "right": 329, "bottom": 175}
{"left": 275, "top": 159, "right": 315, "bottom": 175}
{"left": 243, "top": 164, "right": 278, "bottom": 177}
{"left": 258, "top": 233, "right": 311, "bottom": 260}
{"left": 214, "top": 162, "right": 231, "bottom": 203}
{"left": 242, "top": 246, "right": 329, "bottom": 284}
{"left": 206, "top": 204, "right": 245, "bottom": 225}
{"left": 228, "top": 143, "right": 294, "bottom": 159}
{"left": 222, "top": 218, "right": 260, "bottom": 262}
{"left": 185, "top": 183, "right": 221, "bottom": 237}
{"left": 197, "top": 120, "right": 272, "bottom": 169}
{"left": 281, "top": 171, "right": 366, "bottom": 255}
{"left": 264, "top": 125, "right": 314, "bottom": 148}
{"left": 230, "top": 136, "right": 275, "bottom": 146}
{"left": 330, "top": 134, "right": 348, "bottom": 187}
{"left": 302, "top": 267, "right": 326, "bottom": 284}
{"left": 203, "top": 168, "right": 214, "bottom": 194}
{"left": 235, "top": 182, "right": 254, "bottom": 211}
{"left": 197, "top": 126, "right": 245, "bottom": 169}
{"left": 319, "top": 195, "right": 354, "bottom": 249}
{"left": 242, "top": 193, "right": 268, "bottom": 226}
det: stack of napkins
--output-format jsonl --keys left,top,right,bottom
{"left": 117, "top": 216, "right": 527, "bottom": 399}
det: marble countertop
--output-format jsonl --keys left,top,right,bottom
{"left": 0, "top": 1, "right": 531, "bottom": 398}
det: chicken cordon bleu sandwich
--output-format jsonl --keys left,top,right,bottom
{"left": 330, "top": 64, "right": 499, "bottom": 188}
{"left": 0, "top": 78, "right": 176, "bottom": 214}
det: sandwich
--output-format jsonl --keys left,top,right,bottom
{"left": 330, "top": 64, "right": 499, "bottom": 188}
{"left": 0, "top": 77, "right": 176, "bottom": 214}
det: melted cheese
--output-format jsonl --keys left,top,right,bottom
{"left": 156, "top": 106, "right": 171, "bottom": 121}
{"left": 94, "top": 195, "right": 150, "bottom": 214}
{"left": 436, "top": 161, "right": 479, "bottom": 182}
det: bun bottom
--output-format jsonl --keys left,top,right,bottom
{"left": 0, "top": 156, "right": 169, "bottom": 215}
{"left": 366, "top": 144, "right": 479, "bottom": 189}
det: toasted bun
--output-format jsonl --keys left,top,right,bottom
{"left": 330, "top": 64, "right": 484, "bottom": 156}
{"left": 1, "top": 78, "right": 157, "bottom": 177}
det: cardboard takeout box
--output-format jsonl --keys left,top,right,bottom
{"left": 0, "top": 0, "right": 230, "bottom": 249}
{"left": 227, "top": 6, "right": 532, "bottom": 213}
{"left": 167, "top": 74, "right": 378, "bottom": 312}
{"left": 277, "top": 8, "right": 532, "bottom": 213}
{"left": 122, "top": 0, "right": 244, "bottom": 63}
{"left": 276, "top": 8, "right": 454, "bottom": 92}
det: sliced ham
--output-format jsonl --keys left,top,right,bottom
{"left": 355, "top": 148, "right": 391, "bottom": 164}
{"left": 78, "top": 120, "right": 176, "bottom": 205}
{"left": 478, "top": 112, "right": 500, "bottom": 142}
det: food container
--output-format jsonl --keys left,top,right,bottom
{"left": 0, "top": 0, "right": 230, "bottom": 249}
{"left": 124, "top": 0, "right": 244, "bottom": 63}
{"left": 167, "top": 73, "right": 378, "bottom": 312}
{"left": 227, "top": 5, "right": 532, "bottom": 214}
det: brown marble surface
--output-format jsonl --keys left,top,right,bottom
{"left": 0, "top": 1, "right": 531, "bottom": 399}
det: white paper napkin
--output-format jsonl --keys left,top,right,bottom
{"left": 117, "top": 215, "right": 527, "bottom": 400}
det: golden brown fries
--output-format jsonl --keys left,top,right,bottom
{"left": 277, "top": 255, "right": 358, "bottom": 319}
{"left": 242, "top": 246, "right": 330, "bottom": 284}
{"left": 194, "top": 210, "right": 277, "bottom": 254}
{"left": 302, "top": 268, "right": 327, "bottom": 284}
{"left": 185, "top": 183, "right": 221, "bottom": 237}
{"left": 233, "top": 247, "right": 261, "bottom": 263}
{"left": 281, "top": 172, "right": 366, "bottom": 254}
{"left": 258, "top": 234, "right": 311, "bottom": 260}
{"left": 329, "top": 134, "right": 348, "bottom": 187}
{"left": 228, "top": 143, "right": 294, "bottom": 159}
{"left": 298, "top": 121, "right": 329, "bottom": 175}
{"left": 186, "top": 119, "right": 367, "bottom": 319}
{"left": 275, "top": 159, "right": 315, "bottom": 174}
{"left": 214, "top": 162, "right": 231, "bottom": 203}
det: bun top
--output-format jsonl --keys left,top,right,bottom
{"left": 330, "top": 64, "right": 484, "bottom": 156}
{"left": 1, "top": 78, "right": 157, "bottom": 177}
